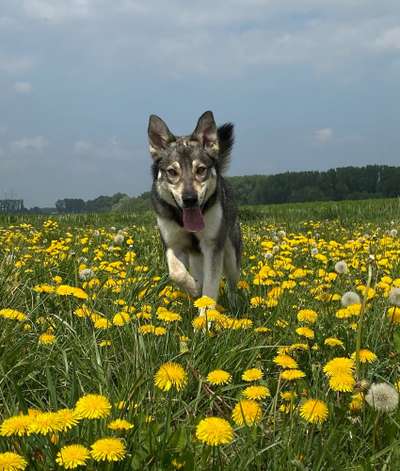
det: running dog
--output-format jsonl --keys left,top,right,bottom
{"left": 148, "top": 111, "right": 241, "bottom": 303}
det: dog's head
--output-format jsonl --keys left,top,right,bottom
{"left": 148, "top": 111, "right": 234, "bottom": 232}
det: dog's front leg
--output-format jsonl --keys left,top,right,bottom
{"left": 202, "top": 246, "right": 223, "bottom": 302}
{"left": 166, "top": 248, "right": 200, "bottom": 297}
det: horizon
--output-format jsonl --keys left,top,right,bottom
{"left": 1, "top": 1, "right": 399, "bottom": 207}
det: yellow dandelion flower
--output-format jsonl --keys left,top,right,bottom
{"left": 154, "top": 326, "right": 167, "bottom": 336}
{"left": 55, "top": 285, "right": 88, "bottom": 300}
{"left": 53, "top": 409, "right": 80, "bottom": 432}
{"left": 29, "top": 412, "right": 60, "bottom": 435}
{"left": 154, "top": 362, "right": 188, "bottom": 392}
{"left": 232, "top": 399, "right": 262, "bottom": 426}
{"left": 299, "top": 399, "right": 328, "bottom": 424}
{"left": 56, "top": 444, "right": 90, "bottom": 469}
{"left": 93, "top": 317, "right": 112, "bottom": 330}
{"left": 289, "top": 343, "right": 309, "bottom": 352}
{"left": 138, "top": 324, "right": 156, "bottom": 335}
{"left": 273, "top": 354, "right": 298, "bottom": 369}
{"left": 297, "top": 309, "right": 318, "bottom": 324}
{"left": 74, "top": 306, "right": 92, "bottom": 318}
{"left": 280, "top": 391, "right": 297, "bottom": 401}
{"left": 156, "top": 310, "right": 182, "bottom": 323}
{"left": 0, "top": 415, "right": 33, "bottom": 437}
{"left": 90, "top": 437, "right": 126, "bottom": 462}
{"left": 242, "top": 385, "right": 271, "bottom": 400}
{"left": 112, "top": 312, "right": 131, "bottom": 326}
{"left": 387, "top": 307, "right": 400, "bottom": 324}
{"left": 207, "top": 370, "right": 231, "bottom": 386}
{"left": 192, "top": 316, "right": 207, "bottom": 330}
{"left": 254, "top": 327, "right": 271, "bottom": 334}
{"left": 295, "top": 326, "right": 315, "bottom": 339}
{"left": 195, "top": 417, "right": 233, "bottom": 446}
{"left": 0, "top": 308, "right": 27, "bottom": 322}
{"left": 99, "top": 340, "right": 112, "bottom": 347}
{"left": 194, "top": 296, "right": 216, "bottom": 309}
{"left": 38, "top": 332, "right": 56, "bottom": 345}
{"left": 242, "top": 368, "right": 263, "bottom": 382}
{"left": 351, "top": 349, "right": 377, "bottom": 364}
{"left": 323, "top": 357, "right": 354, "bottom": 377}
{"left": 75, "top": 394, "right": 112, "bottom": 419}
{"left": 328, "top": 374, "right": 355, "bottom": 392}
{"left": 33, "top": 283, "right": 55, "bottom": 294}
{"left": 107, "top": 419, "right": 134, "bottom": 431}
{"left": 349, "top": 393, "right": 364, "bottom": 413}
{"left": 324, "top": 337, "right": 344, "bottom": 348}
{"left": 0, "top": 452, "right": 27, "bottom": 470}
{"left": 281, "top": 369, "right": 306, "bottom": 381}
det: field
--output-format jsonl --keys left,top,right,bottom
{"left": 0, "top": 198, "right": 400, "bottom": 470}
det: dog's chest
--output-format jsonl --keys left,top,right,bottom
{"left": 157, "top": 202, "right": 223, "bottom": 252}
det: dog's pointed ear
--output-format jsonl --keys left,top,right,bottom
{"left": 148, "top": 114, "right": 175, "bottom": 160}
{"left": 191, "top": 111, "right": 218, "bottom": 151}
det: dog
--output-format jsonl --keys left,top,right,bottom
{"left": 147, "top": 111, "right": 242, "bottom": 303}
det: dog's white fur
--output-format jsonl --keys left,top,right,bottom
{"left": 157, "top": 200, "right": 238, "bottom": 301}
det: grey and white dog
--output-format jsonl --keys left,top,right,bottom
{"left": 148, "top": 111, "right": 242, "bottom": 302}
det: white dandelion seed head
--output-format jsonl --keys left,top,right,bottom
{"left": 113, "top": 234, "right": 124, "bottom": 245}
{"left": 335, "top": 260, "right": 348, "bottom": 274}
{"left": 341, "top": 291, "right": 361, "bottom": 307}
{"left": 388, "top": 288, "right": 400, "bottom": 307}
{"left": 110, "top": 226, "right": 116, "bottom": 232}
{"left": 389, "top": 229, "right": 397, "bottom": 238}
{"left": 311, "top": 248, "right": 319, "bottom": 256}
{"left": 79, "top": 268, "right": 94, "bottom": 281}
{"left": 272, "top": 245, "right": 280, "bottom": 254}
{"left": 78, "top": 257, "right": 87, "bottom": 263}
{"left": 272, "top": 235, "right": 279, "bottom": 242}
{"left": 264, "top": 252, "right": 273, "bottom": 260}
{"left": 315, "top": 233, "right": 320, "bottom": 239}
{"left": 93, "top": 230, "right": 100, "bottom": 237}
{"left": 278, "top": 230, "right": 286, "bottom": 239}
{"left": 365, "top": 383, "right": 399, "bottom": 413}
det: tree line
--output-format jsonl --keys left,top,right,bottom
{"left": 52, "top": 165, "right": 400, "bottom": 213}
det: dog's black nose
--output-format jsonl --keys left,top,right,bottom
{"left": 182, "top": 193, "right": 198, "bottom": 208}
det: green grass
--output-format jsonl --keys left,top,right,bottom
{"left": 0, "top": 198, "right": 399, "bottom": 470}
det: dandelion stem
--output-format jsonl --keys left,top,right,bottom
{"left": 355, "top": 261, "right": 373, "bottom": 380}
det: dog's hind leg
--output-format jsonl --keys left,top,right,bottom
{"left": 166, "top": 248, "right": 200, "bottom": 297}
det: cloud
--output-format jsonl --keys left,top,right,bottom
{"left": 374, "top": 27, "right": 400, "bottom": 51}
{"left": 74, "top": 140, "right": 93, "bottom": 154}
{"left": 314, "top": 128, "right": 334, "bottom": 144}
{"left": 73, "top": 137, "right": 132, "bottom": 161}
{"left": 10, "top": 136, "right": 49, "bottom": 152}
{"left": 0, "top": 54, "right": 35, "bottom": 74}
{"left": 14, "top": 81, "right": 32, "bottom": 94}
{"left": 22, "top": 0, "right": 91, "bottom": 22}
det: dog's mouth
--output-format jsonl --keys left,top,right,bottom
{"left": 182, "top": 207, "right": 205, "bottom": 232}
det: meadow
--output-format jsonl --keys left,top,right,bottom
{"left": 0, "top": 198, "right": 400, "bottom": 470}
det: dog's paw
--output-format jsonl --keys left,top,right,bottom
{"left": 188, "top": 282, "right": 202, "bottom": 299}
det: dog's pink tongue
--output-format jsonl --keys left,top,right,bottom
{"left": 183, "top": 207, "right": 205, "bottom": 232}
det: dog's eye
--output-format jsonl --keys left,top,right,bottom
{"left": 167, "top": 168, "right": 178, "bottom": 178}
{"left": 196, "top": 166, "right": 207, "bottom": 177}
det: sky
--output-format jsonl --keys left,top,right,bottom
{"left": 0, "top": 0, "right": 399, "bottom": 207}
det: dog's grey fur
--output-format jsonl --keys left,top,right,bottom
{"left": 148, "top": 111, "right": 242, "bottom": 302}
